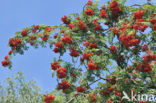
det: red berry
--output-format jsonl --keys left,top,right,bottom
{"left": 1, "top": 60, "right": 10, "bottom": 67}
{"left": 43, "top": 94, "right": 55, "bottom": 103}
{"left": 51, "top": 61, "right": 61, "bottom": 70}
{"left": 21, "top": 29, "right": 28, "bottom": 36}
{"left": 76, "top": 86, "right": 86, "bottom": 93}
{"left": 85, "top": 8, "right": 94, "bottom": 16}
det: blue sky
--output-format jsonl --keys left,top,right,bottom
{"left": 0, "top": 0, "right": 155, "bottom": 93}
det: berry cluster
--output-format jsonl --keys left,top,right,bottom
{"left": 57, "top": 68, "right": 67, "bottom": 79}
{"left": 61, "top": 15, "right": 69, "bottom": 24}
{"left": 61, "top": 36, "right": 73, "bottom": 44}
{"left": 1, "top": 60, "right": 10, "bottom": 67}
{"left": 89, "top": 93, "right": 96, "bottom": 102}
{"left": 32, "top": 25, "right": 39, "bottom": 33}
{"left": 41, "top": 34, "right": 49, "bottom": 41}
{"left": 133, "top": 20, "right": 148, "bottom": 32}
{"left": 43, "top": 94, "right": 55, "bottom": 103}
{"left": 86, "top": 0, "right": 92, "bottom": 5}
{"left": 69, "top": 49, "right": 79, "bottom": 57}
{"left": 94, "top": 24, "right": 101, "bottom": 31}
{"left": 83, "top": 42, "right": 97, "bottom": 48}
{"left": 114, "top": 88, "right": 120, "bottom": 96}
{"left": 119, "top": 34, "right": 140, "bottom": 47}
{"left": 53, "top": 42, "right": 64, "bottom": 53}
{"left": 76, "top": 86, "right": 86, "bottom": 93}
{"left": 87, "top": 61, "right": 98, "bottom": 70}
{"left": 141, "top": 44, "right": 149, "bottom": 51}
{"left": 85, "top": 8, "right": 94, "bottom": 16}
{"left": 149, "top": 18, "right": 156, "bottom": 30}
{"left": 81, "top": 52, "right": 93, "bottom": 62}
{"left": 110, "top": 27, "right": 119, "bottom": 35}
{"left": 143, "top": 54, "right": 156, "bottom": 62}
{"left": 57, "top": 81, "right": 70, "bottom": 92}
{"left": 69, "top": 24, "right": 75, "bottom": 29}
{"left": 107, "top": 77, "right": 116, "bottom": 85}
{"left": 137, "top": 62, "right": 152, "bottom": 72}
{"left": 133, "top": 10, "right": 144, "bottom": 21}
{"left": 51, "top": 61, "right": 61, "bottom": 70}
{"left": 100, "top": 86, "right": 114, "bottom": 96}
{"left": 100, "top": 10, "right": 107, "bottom": 18}
{"left": 9, "top": 38, "right": 22, "bottom": 48}
{"left": 109, "top": 1, "right": 121, "bottom": 17}
{"left": 21, "top": 29, "right": 28, "bottom": 36}
{"left": 109, "top": 45, "right": 117, "bottom": 53}
{"left": 78, "top": 20, "right": 87, "bottom": 31}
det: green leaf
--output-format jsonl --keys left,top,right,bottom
{"left": 69, "top": 13, "right": 79, "bottom": 18}
{"left": 91, "top": 48, "right": 100, "bottom": 52}
{"left": 50, "top": 25, "right": 58, "bottom": 29}
{"left": 72, "top": 36, "right": 81, "bottom": 39}
{"left": 99, "top": 19, "right": 107, "bottom": 23}
{"left": 108, "top": 32, "right": 114, "bottom": 44}
{"left": 52, "top": 71, "right": 55, "bottom": 78}
{"left": 142, "top": 22, "right": 150, "bottom": 25}
{"left": 52, "top": 57, "right": 56, "bottom": 62}
{"left": 93, "top": 0, "right": 100, "bottom": 4}
{"left": 118, "top": 0, "right": 126, "bottom": 4}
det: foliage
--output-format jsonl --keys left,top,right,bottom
{"left": 0, "top": 72, "right": 43, "bottom": 103}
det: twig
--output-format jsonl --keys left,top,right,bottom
{"left": 130, "top": 4, "right": 141, "bottom": 7}
{"left": 66, "top": 93, "right": 87, "bottom": 103}
{"left": 88, "top": 78, "right": 101, "bottom": 86}
{"left": 66, "top": 96, "right": 76, "bottom": 103}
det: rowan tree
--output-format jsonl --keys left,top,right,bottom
{"left": 2, "top": 0, "right": 156, "bottom": 103}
